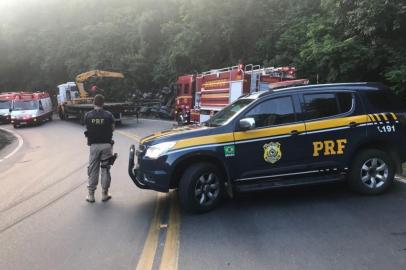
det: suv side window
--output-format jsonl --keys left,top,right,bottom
{"left": 337, "top": 92, "right": 353, "bottom": 113}
{"left": 304, "top": 92, "right": 353, "bottom": 120}
{"left": 245, "top": 96, "right": 295, "bottom": 128}
{"left": 304, "top": 93, "right": 338, "bottom": 120}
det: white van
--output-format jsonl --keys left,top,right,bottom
{"left": 11, "top": 92, "right": 53, "bottom": 128}
{"left": 0, "top": 92, "right": 20, "bottom": 123}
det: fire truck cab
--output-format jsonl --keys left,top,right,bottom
{"left": 11, "top": 92, "right": 53, "bottom": 128}
{"left": 175, "top": 64, "right": 309, "bottom": 124}
{"left": 0, "top": 92, "right": 20, "bottom": 123}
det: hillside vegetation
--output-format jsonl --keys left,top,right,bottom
{"left": 0, "top": 0, "right": 405, "bottom": 100}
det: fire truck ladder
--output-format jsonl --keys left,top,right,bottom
{"left": 245, "top": 64, "right": 262, "bottom": 93}
{"left": 199, "top": 65, "right": 240, "bottom": 82}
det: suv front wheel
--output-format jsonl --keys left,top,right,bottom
{"left": 179, "top": 162, "right": 224, "bottom": 213}
{"left": 349, "top": 149, "right": 394, "bottom": 195}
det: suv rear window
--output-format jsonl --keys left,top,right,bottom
{"left": 366, "top": 91, "right": 405, "bottom": 112}
{"left": 304, "top": 92, "right": 353, "bottom": 120}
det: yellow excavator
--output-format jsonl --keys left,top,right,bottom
{"left": 57, "top": 70, "right": 134, "bottom": 124}
{"left": 75, "top": 70, "right": 125, "bottom": 98}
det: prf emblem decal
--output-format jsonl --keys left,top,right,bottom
{"left": 224, "top": 145, "right": 235, "bottom": 157}
{"left": 263, "top": 142, "right": 282, "bottom": 164}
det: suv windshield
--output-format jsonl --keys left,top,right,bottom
{"left": 205, "top": 98, "right": 254, "bottom": 127}
{"left": 13, "top": 100, "right": 38, "bottom": 110}
{"left": 0, "top": 100, "right": 11, "bottom": 109}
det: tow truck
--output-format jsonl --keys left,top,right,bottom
{"left": 57, "top": 70, "right": 136, "bottom": 124}
{"left": 175, "top": 64, "right": 309, "bottom": 124}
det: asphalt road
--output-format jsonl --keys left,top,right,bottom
{"left": 0, "top": 117, "right": 405, "bottom": 270}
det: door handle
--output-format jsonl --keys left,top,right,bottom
{"left": 290, "top": 130, "right": 300, "bottom": 136}
{"left": 349, "top": 121, "right": 357, "bottom": 128}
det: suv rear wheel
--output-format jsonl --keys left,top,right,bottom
{"left": 349, "top": 149, "right": 394, "bottom": 195}
{"left": 179, "top": 162, "right": 224, "bottom": 213}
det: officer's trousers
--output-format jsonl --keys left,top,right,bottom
{"left": 87, "top": 143, "right": 113, "bottom": 191}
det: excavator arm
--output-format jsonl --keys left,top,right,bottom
{"left": 75, "top": 70, "right": 125, "bottom": 98}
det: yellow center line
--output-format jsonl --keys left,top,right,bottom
{"left": 159, "top": 192, "right": 181, "bottom": 270}
{"left": 121, "top": 128, "right": 180, "bottom": 269}
{"left": 116, "top": 130, "right": 141, "bottom": 142}
{"left": 134, "top": 191, "right": 181, "bottom": 270}
{"left": 135, "top": 193, "right": 165, "bottom": 270}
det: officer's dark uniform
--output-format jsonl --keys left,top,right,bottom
{"left": 84, "top": 108, "right": 115, "bottom": 195}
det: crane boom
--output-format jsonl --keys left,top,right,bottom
{"left": 75, "top": 70, "right": 125, "bottom": 98}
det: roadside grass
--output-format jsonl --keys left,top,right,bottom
{"left": 402, "top": 163, "right": 406, "bottom": 177}
{"left": 0, "top": 129, "right": 15, "bottom": 151}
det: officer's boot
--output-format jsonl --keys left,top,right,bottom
{"left": 86, "top": 190, "right": 95, "bottom": 203}
{"left": 102, "top": 189, "right": 112, "bottom": 202}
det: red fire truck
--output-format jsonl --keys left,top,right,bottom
{"left": 175, "top": 64, "right": 309, "bottom": 124}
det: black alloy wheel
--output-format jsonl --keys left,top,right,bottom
{"left": 179, "top": 162, "right": 224, "bottom": 213}
{"left": 349, "top": 149, "right": 394, "bottom": 195}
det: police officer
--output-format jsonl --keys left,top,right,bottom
{"left": 84, "top": 94, "right": 115, "bottom": 203}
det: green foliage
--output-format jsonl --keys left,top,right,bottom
{"left": 0, "top": 0, "right": 405, "bottom": 100}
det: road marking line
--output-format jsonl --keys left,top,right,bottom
{"left": 0, "top": 179, "right": 87, "bottom": 234}
{"left": 159, "top": 192, "right": 181, "bottom": 270}
{"left": 0, "top": 127, "right": 23, "bottom": 163}
{"left": 135, "top": 193, "right": 165, "bottom": 270}
{"left": 116, "top": 130, "right": 141, "bottom": 142}
{"left": 395, "top": 176, "right": 406, "bottom": 184}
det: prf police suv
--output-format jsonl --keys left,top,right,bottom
{"left": 129, "top": 83, "right": 406, "bottom": 213}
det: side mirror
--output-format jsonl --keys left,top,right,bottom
{"left": 239, "top": 117, "right": 255, "bottom": 131}
{"left": 9, "top": 108, "right": 12, "bottom": 113}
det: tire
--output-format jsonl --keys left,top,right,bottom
{"left": 349, "top": 149, "right": 394, "bottom": 195}
{"left": 49, "top": 113, "right": 53, "bottom": 121}
{"left": 79, "top": 112, "right": 85, "bottom": 126}
{"left": 179, "top": 162, "right": 224, "bottom": 213}
{"left": 176, "top": 112, "right": 186, "bottom": 126}
{"left": 13, "top": 124, "right": 18, "bottom": 129}
{"left": 176, "top": 114, "right": 183, "bottom": 126}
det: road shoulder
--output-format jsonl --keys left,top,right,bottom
{"left": 0, "top": 127, "right": 22, "bottom": 162}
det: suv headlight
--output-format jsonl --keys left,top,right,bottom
{"left": 145, "top": 141, "right": 176, "bottom": 159}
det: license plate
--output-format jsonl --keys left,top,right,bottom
{"left": 20, "top": 122, "right": 27, "bottom": 125}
